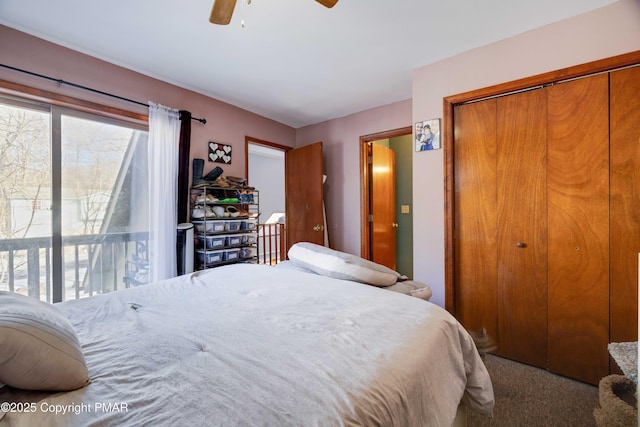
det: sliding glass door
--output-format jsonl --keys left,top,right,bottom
{"left": 0, "top": 98, "right": 52, "bottom": 300}
{"left": 0, "top": 95, "right": 149, "bottom": 302}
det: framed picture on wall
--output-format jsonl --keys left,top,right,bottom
{"left": 415, "top": 118, "right": 441, "bottom": 152}
{"left": 209, "top": 142, "right": 232, "bottom": 164}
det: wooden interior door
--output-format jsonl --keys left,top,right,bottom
{"left": 547, "top": 74, "right": 610, "bottom": 385}
{"left": 370, "top": 143, "right": 396, "bottom": 269}
{"left": 610, "top": 65, "right": 640, "bottom": 347}
{"left": 285, "top": 142, "right": 325, "bottom": 252}
{"left": 453, "top": 99, "right": 498, "bottom": 339}
{"left": 495, "top": 89, "right": 548, "bottom": 368}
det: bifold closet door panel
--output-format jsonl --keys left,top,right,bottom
{"left": 547, "top": 74, "right": 610, "bottom": 385}
{"left": 495, "top": 89, "right": 548, "bottom": 368}
{"left": 453, "top": 100, "right": 498, "bottom": 338}
{"left": 610, "top": 66, "right": 640, "bottom": 345}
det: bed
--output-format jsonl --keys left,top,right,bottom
{"left": 0, "top": 245, "right": 494, "bottom": 426}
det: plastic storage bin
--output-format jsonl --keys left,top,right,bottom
{"left": 196, "top": 234, "right": 225, "bottom": 249}
{"left": 223, "top": 249, "right": 240, "bottom": 262}
{"left": 193, "top": 220, "right": 225, "bottom": 234}
{"left": 224, "top": 234, "right": 242, "bottom": 247}
{"left": 225, "top": 220, "right": 242, "bottom": 232}
{"left": 196, "top": 249, "right": 224, "bottom": 265}
{"left": 241, "top": 219, "right": 257, "bottom": 231}
{"left": 242, "top": 233, "right": 257, "bottom": 245}
{"left": 239, "top": 247, "right": 256, "bottom": 259}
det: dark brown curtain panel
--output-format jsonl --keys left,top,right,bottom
{"left": 177, "top": 110, "right": 192, "bottom": 224}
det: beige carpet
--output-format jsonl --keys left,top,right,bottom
{"left": 468, "top": 355, "right": 599, "bottom": 426}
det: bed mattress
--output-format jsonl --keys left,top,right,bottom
{"left": 0, "top": 264, "right": 493, "bottom": 426}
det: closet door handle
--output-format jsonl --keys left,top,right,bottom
{"left": 515, "top": 242, "right": 527, "bottom": 248}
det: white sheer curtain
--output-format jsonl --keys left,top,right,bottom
{"left": 148, "top": 102, "right": 181, "bottom": 282}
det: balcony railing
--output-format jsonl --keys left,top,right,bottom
{"left": 1, "top": 224, "right": 286, "bottom": 302}
{"left": 0, "top": 231, "right": 149, "bottom": 302}
{"left": 257, "top": 223, "right": 286, "bottom": 265}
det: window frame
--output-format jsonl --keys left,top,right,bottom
{"left": 0, "top": 81, "right": 149, "bottom": 302}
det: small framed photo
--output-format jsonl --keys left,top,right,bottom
{"left": 208, "top": 142, "right": 232, "bottom": 164}
{"left": 415, "top": 119, "right": 441, "bottom": 152}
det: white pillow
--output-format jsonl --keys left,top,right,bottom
{"left": 287, "top": 242, "right": 402, "bottom": 287}
{"left": 0, "top": 291, "right": 90, "bottom": 391}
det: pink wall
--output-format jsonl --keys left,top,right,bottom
{"left": 298, "top": 0, "right": 640, "bottom": 307}
{"left": 0, "top": 25, "right": 296, "bottom": 180}
{"left": 295, "top": 100, "right": 412, "bottom": 253}
{"left": 3, "top": 0, "right": 640, "bottom": 308}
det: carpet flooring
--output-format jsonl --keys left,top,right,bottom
{"left": 467, "top": 355, "right": 600, "bottom": 426}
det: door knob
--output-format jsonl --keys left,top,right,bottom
{"left": 392, "top": 223, "right": 399, "bottom": 228}
{"left": 313, "top": 225, "right": 324, "bottom": 232}
{"left": 515, "top": 242, "right": 527, "bottom": 248}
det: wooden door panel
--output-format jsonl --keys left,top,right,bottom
{"left": 610, "top": 66, "right": 640, "bottom": 345}
{"left": 547, "top": 74, "right": 609, "bottom": 385}
{"left": 454, "top": 100, "right": 498, "bottom": 339}
{"left": 285, "top": 142, "right": 325, "bottom": 251}
{"left": 371, "top": 143, "right": 396, "bottom": 269}
{"left": 496, "top": 89, "right": 548, "bottom": 367}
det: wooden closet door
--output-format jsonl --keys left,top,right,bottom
{"left": 496, "top": 89, "right": 548, "bottom": 367}
{"left": 610, "top": 66, "right": 640, "bottom": 346}
{"left": 547, "top": 74, "right": 610, "bottom": 385}
{"left": 454, "top": 100, "right": 498, "bottom": 338}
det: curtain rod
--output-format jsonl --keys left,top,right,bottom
{"left": 0, "top": 63, "right": 207, "bottom": 124}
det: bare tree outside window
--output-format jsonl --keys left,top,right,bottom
{"left": 0, "top": 99, "right": 148, "bottom": 301}
{"left": 0, "top": 104, "right": 51, "bottom": 291}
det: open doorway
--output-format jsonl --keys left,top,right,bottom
{"left": 360, "top": 127, "right": 413, "bottom": 278}
{"left": 245, "top": 136, "right": 290, "bottom": 264}
{"left": 246, "top": 137, "right": 326, "bottom": 262}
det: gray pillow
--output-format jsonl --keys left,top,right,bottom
{"left": 288, "top": 242, "right": 402, "bottom": 287}
{"left": 0, "top": 291, "right": 90, "bottom": 391}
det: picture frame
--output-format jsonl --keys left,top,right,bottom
{"left": 208, "top": 142, "right": 232, "bottom": 164}
{"left": 415, "top": 118, "right": 441, "bottom": 152}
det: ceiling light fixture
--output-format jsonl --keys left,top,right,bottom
{"left": 209, "top": 0, "right": 338, "bottom": 26}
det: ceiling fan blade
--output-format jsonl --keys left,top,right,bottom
{"left": 210, "top": 0, "right": 237, "bottom": 25}
{"left": 315, "top": 0, "right": 338, "bottom": 8}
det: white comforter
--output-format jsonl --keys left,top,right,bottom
{"left": 0, "top": 264, "right": 493, "bottom": 426}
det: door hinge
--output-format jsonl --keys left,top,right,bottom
{"left": 367, "top": 156, "right": 373, "bottom": 165}
{"left": 368, "top": 214, "right": 374, "bottom": 222}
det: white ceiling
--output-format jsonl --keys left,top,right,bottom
{"left": 0, "top": 0, "right": 617, "bottom": 128}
